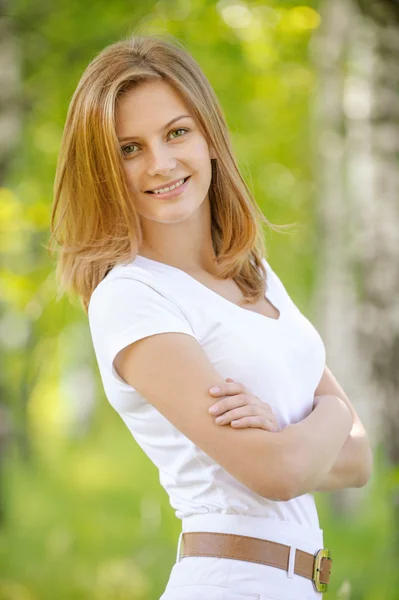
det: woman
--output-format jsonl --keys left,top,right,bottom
{"left": 50, "top": 34, "right": 372, "bottom": 600}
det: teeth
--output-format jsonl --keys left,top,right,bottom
{"left": 152, "top": 178, "right": 185, "bottom": 194}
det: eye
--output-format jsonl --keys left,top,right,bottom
{"left": 169, "top": 127, "right": 189, "bottom": 139}
{"left": 120, "top": 128, "right": 189, "bottom": 157}
{"left": 121, "top": 143, "right": 139, "bottom": 156}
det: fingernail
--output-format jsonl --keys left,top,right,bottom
{"left": 209, "top": 386, "right": 220, "bottom": 394}
{"left": 209, "top": 405, "right": 218, "bottom": 414}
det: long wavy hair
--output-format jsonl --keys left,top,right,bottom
{"left": 48, "top": 34, "right": 293, "bottom": 314}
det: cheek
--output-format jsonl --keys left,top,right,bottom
{"left": 186, "top": 144, "right": 213, "bottom": 185}
{"left": 189, "top": 137, "right": 212, "bottom": 162}
{"left": 122, "top": 163, "right": 141, "bottom": 190}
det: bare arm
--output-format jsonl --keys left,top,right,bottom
{"left": 202, "top": 379, "right": 355, "bottom": 499}
{"left": 274, "top": 395, "right": 353, "bottom": 498}
{"left": 311, "top": 365, "right": 373, "bottom": 492}
{"left": 313, "top": 426, "right": 372, "bottom": 492}
{"left": 115, "top": 333, "right": 369, "bottom": 500}
{"left": 115, "top": 332, "right": 298, "bottom": 502}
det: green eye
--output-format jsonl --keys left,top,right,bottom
{"left": 121, "top": 128, "right": 189, "bottom": 156}
{"left": 121, "top": 143, "right": 139, "bottom": 155}
{"left": 169, "top": 127, "right": 189, "bottom": 139}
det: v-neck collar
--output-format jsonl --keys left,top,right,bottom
{"left": 134, "top": 255, "right": 283, "bottom": 324}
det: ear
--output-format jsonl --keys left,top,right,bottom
{"left": 209, "top": 147, "right": 217, "bottom": 160}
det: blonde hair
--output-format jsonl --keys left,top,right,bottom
{"left": 48, "top": 34, "right": 293, "bottom": 314}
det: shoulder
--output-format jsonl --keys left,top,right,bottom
{"left": 87, "top": 261, "right": 198, "bottom": 377}
{"left": 88, "top": 261, "right": 175, "bottom": 316}
{"left": 87, "top": 261, "right": 195, "bottom": 340}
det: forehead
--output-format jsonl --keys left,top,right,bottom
{"left": 115, "top": 80, "right": 192, "bottom": 136}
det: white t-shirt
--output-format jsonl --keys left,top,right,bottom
{"left": 88, "top": 255, "right": 326, "bottom": 529}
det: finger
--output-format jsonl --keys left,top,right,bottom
{"left": 230, "top": 416, "right": 279, "bottom": 431}
{"left": 261, "top": 405, "right": 280, "bottom": 425}
{"left": 214, "top": 404, "right": 265, "bottom": 424}
{"left": 257, "top": 401, "right": 279, "bottom": 423}
{"left": 209, "top": 394, "right": 273, "bottom": 417}
{"left": 209, "top": 393, "right": 253, "bottom": 416}
{"left": 209, "top": 381, "right": 247, "bottom": 396}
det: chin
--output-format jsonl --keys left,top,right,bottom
{"left": 151, "top": 199, "right": 203, "bottom": 221}
{"left": 153, "top": 209, "right": 194, "bottom": 224}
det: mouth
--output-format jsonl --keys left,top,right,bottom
{"left": 145, "top": 176, "right": 191, "bottom": 199}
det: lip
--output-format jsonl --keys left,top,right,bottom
{"left": 146, "top": 176, "right": 189, "bottom": 192}
{"left": 145, "top": 176, "right": 191, "bottom": 199}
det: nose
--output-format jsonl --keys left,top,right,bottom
{"left": 146, "top": 142, "right": 178, "bottom": 177}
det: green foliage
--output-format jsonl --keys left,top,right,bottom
{"left": 0, "top": 430, "right": 395, "bottom": 599}
{"left": 1, "top": 0, "right": 391, "bottom": 598}
{"left": 0, "top": 408, "right": 177, "bottom": 600}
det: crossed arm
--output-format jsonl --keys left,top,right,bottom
{"left": 311, "top": 365, "right": 373, "bottom": 492}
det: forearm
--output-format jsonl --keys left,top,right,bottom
{"left": 313, "top": 425, "right": 373, "bottom": 492}
{"left": 279, "top": 396, "right": 353, "bottom": 498}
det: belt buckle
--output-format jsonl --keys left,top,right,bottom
{"left": 312, "top": 548, "right": 332, "bottom": 592}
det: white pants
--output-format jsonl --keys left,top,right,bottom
{"left": 159, "top": 513, "right": 325, "bottom": 600}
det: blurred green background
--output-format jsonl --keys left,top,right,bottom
{"left": 1, "top": 0, "right": 397, "bottom": 599}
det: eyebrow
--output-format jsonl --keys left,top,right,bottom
{"left": 117, "top": 114, "right": 193, "bottom": 142}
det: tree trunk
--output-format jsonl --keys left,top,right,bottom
{"left": 353, "top": 0, "right": 399, "bottom": 553}
{"left": 310, "top": 0, "right": 399, "bottom": 517}
{"left": 0, "top": 0, "right": 23, "bottom": 524}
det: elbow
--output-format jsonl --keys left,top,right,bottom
{"left": 278, "top": 451, "right": 313, "bottom": 500}
{"left": 258, "top": 482, "right": 294, "bottom": 502}
{"left": 258, "top": 453, "right": 301, "bottom": 502}
{"left": 354, "top": 466, "right": 372, "bottom": 488}
{"left": 356, "top": 447, "right": 374, "bottom": 488}
{"left": 277, "top": 483, "right": 297, "bottom": 502}
{"left": 281, "top": 467, "right": 303, "bottom": 501}
{"left": 356, "top": 472, "right": 371, "bottom": 488}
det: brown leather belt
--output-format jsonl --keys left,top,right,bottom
{"left": 178, "top": 531, "right": 332, "bottom": 593}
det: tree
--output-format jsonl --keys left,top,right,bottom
{"left": 312, "top": 0, "right": 399, "bottom": 529}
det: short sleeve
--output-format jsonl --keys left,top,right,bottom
{"left": 88, "top": 276, "right": 197, "bottom": 386}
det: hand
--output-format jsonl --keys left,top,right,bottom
{"left": 208, "top": 378, "right": 281, "bottom": 432}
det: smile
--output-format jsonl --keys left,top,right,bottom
{"left": 145, "top": 176, "right": 191, "bottom": 199}
{"left": 148, "top": 176, "right": 190, "bottom": 194}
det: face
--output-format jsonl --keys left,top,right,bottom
{"left": 115, "top": 79, "right": 216, "bottom": 224}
